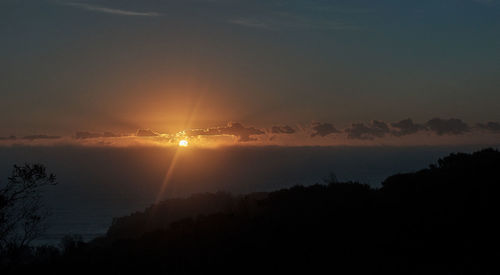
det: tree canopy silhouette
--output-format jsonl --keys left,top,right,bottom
{"left": 0, "top": 164, "right": 56, "bottom": 253}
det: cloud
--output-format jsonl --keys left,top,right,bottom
{"left": 136, "top": 129, "right": 160, "bottom": 137}
{"left": 228, "top": 18, "right": 274, "bottom": 30}
{"left": 345, "top": 120, "right": 390, "bottom": 140}
{"left": 311, "top": 122, "right": 340, "bottom": 137}
{"left": 0, "top": 136, "right": 17, "bottom": 141}
{"left": 271, "top": 125, "right": 296, "bottom": 134}
{"left": 229, "top": 12, "right": 360, "bottom": 31}
{"left": 186, "top": 122, "right": 265, "bottom": 142}
{"left": 221, "top": 123, "right": 265, "bottom": 142}
{"left": 425, "top": 118, "right": 470, "bottom": 136}
{"left": 75, "top": 131, "right": 121, "bottom": 139}
{"left": 476, "top": 122, "right": 500, "bottom": 133}
{"left": 0, "top": 135, "right": 60, "bottom": 141}
{"left": 64, "top": 2, "right": 160, "bottom": 17}
{"left": 21, "top": 135, "right": 61, "bottom": 141}
{"left": 391, "top": 118, "right": 426, "bottom": 137}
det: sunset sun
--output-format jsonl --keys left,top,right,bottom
{"left": 178, "top": 139, "right": 189, "bottom": 147}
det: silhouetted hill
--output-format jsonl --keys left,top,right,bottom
{"left": 106, "top": 191, "right": 268, "bottom": 240}
{"left": 4, "top": 148, "right": 500, "bottom": 274}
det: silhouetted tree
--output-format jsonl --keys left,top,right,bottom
{"left": 0, "top": 164, "right": 56, "bottom": 253}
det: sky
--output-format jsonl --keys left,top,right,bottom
{"left": 1, "top": 0, "right": 500, "bottom": 146}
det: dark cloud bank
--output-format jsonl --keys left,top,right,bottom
{"left": 135, "top": 129, "right": 160, "bottom": 137}
{"left": 477, "top": 122, "right": 500, "bottom": 133}
{"left": 0, "top": 135, "right": 61, "bottom": 141}
{"left": 391, "top": 119, "right": 426, "bottom": 137}
{"left": 3, "top": 118, "right": 498, "bottom": 144}
{"left": 425, "top": 118, "right": 470, "bottom": 136}
{"left": 310, "top": 117, "right": 485, "bottom": 140}
{"left": 311, "top": 122, "right": 341, "bottom": 137}
{"left": 187, "top": 122, "right": 265, "bottom": 142}
{"left": 271, "top": 125, "right": 296, "bottom": 134}
{"left": 75, "top": 131, "right": 121, "bottom": 139}
{"left": 345, "top": 120, "right": 390, "bottom": 140}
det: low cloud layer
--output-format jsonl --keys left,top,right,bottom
{"left": 22, "top": 135, "right": 61, "bottom": 141}
{"left": 0, "top": 136, "right": 17, "bottom": 141}
{"left": 0, "top": 134, "right": 62, "bottom": 141}
{"left": 311, "top": 122, "right": 340, "bottom": 137}
{"left": 2, "top": 117, "right": 499, "bottom": 147}
{"left": 271, "top": 125, "right": 296, "bottom": 134}
{"left": 136, "top": 129, "right": 160, "bottom": 137}
{"left": 187, "top": 122, "right": 265, "bottom": 142}
{"left": 75, "top": 131, "right": 121, "bottom": 139}
{"left": 310, "top": 117, "right": 477, "bottom": 140}
{"left": 345, "top": 120, "right": 390, "bottom": 140}
{"left": 391, "top": 119, "right": 427, "bottom": 137}
{"left": 477, "top": 122, "right": 500, "bottom": 132}
{"left": 425, "top": 118, "right": 470, "bottom": 136}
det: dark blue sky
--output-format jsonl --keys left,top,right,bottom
{"left": 1, "top": 0, "right": 499, "bottom": 144}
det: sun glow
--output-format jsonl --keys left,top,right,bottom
{"left": 178, "top": 139, "right": 189, "bottom": 147}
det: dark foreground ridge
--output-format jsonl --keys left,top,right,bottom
{"left": 4, "top": 149, "right": 500, "bottom": 274}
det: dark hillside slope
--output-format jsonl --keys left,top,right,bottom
{"left": 10, "top": 149, "right": 500, "bottom": 274}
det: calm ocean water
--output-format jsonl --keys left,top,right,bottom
{"left": 1, "top": 145, "right": 496, "bottom": 245}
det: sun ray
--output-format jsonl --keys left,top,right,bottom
{"left": 154, "top": 148, "right": 181, "bottom": 204}
{"left": 154, "top": 93, "right": 204, "bottom": 205}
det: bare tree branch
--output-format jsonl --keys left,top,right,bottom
{"left": 0, "top": 164, "right": 56, "bottom": 252}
